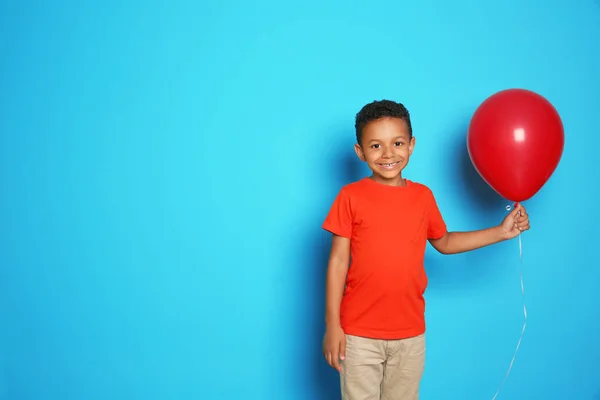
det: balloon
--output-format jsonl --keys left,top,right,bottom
{"left": 467, "top": 88, "right": 564, "bottom": 202}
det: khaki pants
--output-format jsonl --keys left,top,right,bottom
{"left": 340, "top": 334, "right": 425, "bottom": 400}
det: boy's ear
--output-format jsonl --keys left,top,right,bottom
{"left": 354, "top": 143, "right": 366, "bottom": 161}
{"left": 409, "top": 136, "right": 416, "bottom": 156}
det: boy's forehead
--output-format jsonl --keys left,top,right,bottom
{"left": 363, "top": 117, "right": 411, "bottom": 140}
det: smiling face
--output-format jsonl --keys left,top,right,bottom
{"left": 354, "top": 116, "right": 415, "bottom": 186}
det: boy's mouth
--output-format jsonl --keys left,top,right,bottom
{"left": 378, "top": 161, "right": 400, "bottom": 170}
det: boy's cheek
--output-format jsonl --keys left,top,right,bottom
{"left": 366, "top": 150, "right": 381, "bottom": 159}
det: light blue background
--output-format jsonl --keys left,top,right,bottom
{"left": 1, "top": 1, "right": 599, "bottom": 399}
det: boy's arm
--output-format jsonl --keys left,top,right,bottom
{"left": 429, "top": 204, "right": 530, "bottom": 255}
{"left": 325, "top": 234, "right": 350, "bottom": 327}
{"left": 428, "top": 227, "right": 506, "bottom": 254}
{"left": 323, "top": 234, "right": 350, "bottom": 372}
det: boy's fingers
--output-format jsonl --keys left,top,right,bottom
{"left": 508, "top": 205, "right": 521, "bottom": 219}
{"left": 332, "top": 350, "right": 341, "bottom": 372}
{"left": 514, "top": 206, "right": 522, "bottom": 217}
{"left": 326, "top": 352, "right": 333, "bottom": 368}
{"left": 518, "top": 207, "right": 528, "bottom": 221}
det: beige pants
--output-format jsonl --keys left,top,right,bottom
{"left": 340, "top": 334, "right": 425, "bottom": 400}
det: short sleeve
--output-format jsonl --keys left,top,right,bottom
{"left": 322, "top": 188, "right": 353, "bottom": 239}
{"left": 427, "top": 191, "right": 447, "bottom": 240}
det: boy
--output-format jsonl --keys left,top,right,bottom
{"left": 321, "top": 100, "right": 530, "bottom": 400}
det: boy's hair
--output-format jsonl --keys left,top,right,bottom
{"left": 354, "top": 99, "right": 413, "bottom": 145}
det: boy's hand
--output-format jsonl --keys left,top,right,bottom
{"left": 323, "top": 324, "right": 346, "bottom": 372}
{"left": 500, "top": 203, "right": 530, "bottom": 239}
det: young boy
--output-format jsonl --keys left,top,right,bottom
{"left": 321, "top": 100, "right": 530, "bottom": 400}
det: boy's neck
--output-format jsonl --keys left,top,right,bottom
{"left": 369, "top": 173, "right": 407, "bottom": 187}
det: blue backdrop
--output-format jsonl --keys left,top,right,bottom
{"left": 1, "top": 1, "right": 599, "bottom": 399}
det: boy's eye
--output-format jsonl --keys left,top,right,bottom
{"left": 395, "top": 142, "right": 403, "bottom": 146}
{"left": 371, "top": 144, "right": 380, "bottom": 149}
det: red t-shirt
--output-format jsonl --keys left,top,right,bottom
{"left": 322, "top": 177, "right": 447, "bottom": 340}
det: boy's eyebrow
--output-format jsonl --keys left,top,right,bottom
{"left": 368, "top": 136, "right": 409, "bottom": 143}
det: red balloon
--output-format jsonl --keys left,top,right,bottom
{"left": 467, "top": 88, "right": 564, "bottom": 202}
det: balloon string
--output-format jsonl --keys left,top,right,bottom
{"left": 491, "top": 210, "right": 526, "bottom": 400}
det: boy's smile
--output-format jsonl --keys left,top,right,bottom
{"left": 354, "top": 117, "right": 415, "bottom": 185}
{"left": 377, "top": 161, "right": 401, "bottom": 170}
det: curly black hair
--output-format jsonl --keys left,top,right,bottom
{"left": 355, "top": 99, "right": 413, "bottom": 145}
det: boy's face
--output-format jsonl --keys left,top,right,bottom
{"left": 354, "top": 117, "right": 415, "bottom": 185}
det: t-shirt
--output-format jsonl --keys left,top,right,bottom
{"left": 322, "top": 177, "right": 447, "bottom": 340}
